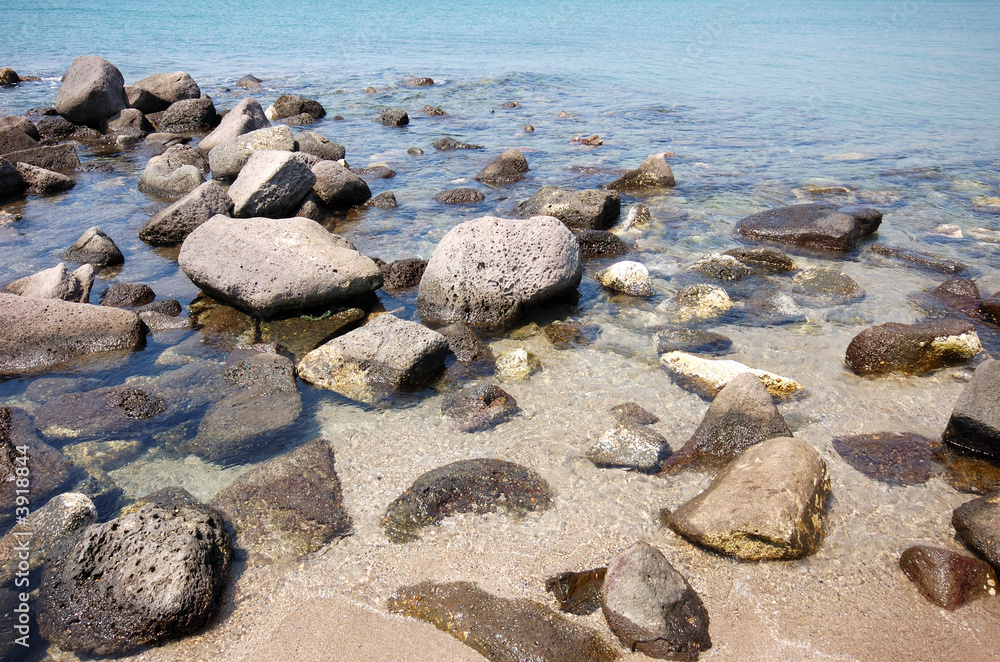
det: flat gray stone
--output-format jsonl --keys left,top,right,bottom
{"left": 227, "top": 150, "right": 316, "bottom": 217}
{"left": 139, "top": 180, "right": 233, "bottom": 245}
{"left": 514, "top": 186, "right": 620, "bottom": 230}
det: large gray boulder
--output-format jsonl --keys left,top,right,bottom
{"left": 606, "top": 153, "right": 676, "bottom": 191}
{"left": 55, "top": 56, "right": 128, "bottom": 128}
{"left": 38, "top": 489, "right": 232, "bottom": 656}
{"left": 295, "top": 131, "right": 345, "bottom": 161}
{"left": 942, "top": 359, "right": 1000, "bottom": 461}
{"left": 138, "top": 143, "right": 206, "bottom": 199}
{"left": 178, "top": 215, "right": 381, "bottom": 317}
{"left": 0, "top": 293, "right": 145, "bottom": 375}
{"left": 155, "top": 96, "right": 217, "bottom": 133}
{"left": 208, "top": 125, "right": 295, "bottom": 180}
{"left": 602, "top": 541, "right": 711, "bottom": 661}
{"left": 63, "top": 226, "right": 124, "bottom": 267}
{"left": 227, "top": 150, "right": 316, "bottom": 217}
{"left": 298, "top": 314, "right": 448, "bottom": 403}
{"left": 2, "top": 262, "right": 94, "bottom": 302}
{"left": 513, "top": 186, "right": 620, "bottom": 230}
{"left": 475, "top": 148, "right": 529, "bottom": 186}
{"left": 735, "top": 203, "right": 882, "bottom": 252}
{"left": 845, "top": 318, "right": 982, "bottom": 375}
{"left": 126, "top": 71, "right": 200, "bottom": 114}
{"left": 14, "top": 161, "right": 75, "bottom": 193}
{"left": 139, "top": 180, "right": 233, "bottom": 245}
{"left": 310, "top": 159, "right": 371, "bottom": 208}
{"left": 197, "top": 98, "right": 270, "bottom": 156}
{"left": 417, "top": 215, "right": 582, "bottom": 331}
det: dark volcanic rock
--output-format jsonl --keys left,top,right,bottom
{"left": 381, "top": 257, "right": 427, "bottom": 290}
{"left": 0, "top": 157, "right": 27, "bottom": 198}
{"left": 388, "top": 581, "right": 618, "bottom": 662}
{"left": 423, "top": 104, "right": 446, "bottom": 115}
{"left": 352, "top": 164, "right": 395, "bottom": 180}
{"left": 437, "top": 323, "right": 495, "bottom": 366}
{"left": 953, "top": 491, "right": 1000, "bottom": 568}
{"left": 14, "top": 161, "right": 76, "bottom": 194}
{"left": 236, "top": 75, "right": 263, "bottom": 89}
{"left": 55, "top": 56, "right": 128, "bottom": 128}
{"left": 0, "top": 115, "right": 40, "bottom": 140}
{"left": 126, "top": 71, "right": 201, "bottom": 113}
{"left": 375, "top": 109, "right": 409, "bottom": 126}
{"left": 1, "top": 407, "right": 74, "bottom": 523}
{"left": 983, "top": 292, "right": 1000, "bottom": 325}
{"left": 610, "top": 402, "right": 659, "bottom": 426}
{"left": 403, "top": 77, "right": 435, "bottom": 87}
{"left": 735, "top": 203, "right": 882, "bottom": 252}
{"left": 653, "top": 328, "right": 733, "bottom": 355}
{"left": 139, "top": 180, "right": 234, "bottom": 245}
{"left": 942, "top": 448, "right": 1000, "bottom": 495}
{"left": 791, "top": 268, "right": 864, "bottom": 304}
{"left": 942, "top": 359, "right": 1000, "bottom": 461}
{"left": 723, "top": 246, "right": 796, "bottom": 272}
{"left": 441, "top": 383, "right": 518, "bottom": 432}
{"left": 432, "top": 137, "right": 483, "bottom": 151}
{"left": 270, "top": 94, "right": 325, "bottom": 120}
{"left": 101, "top": 283, "right": 156, "bottom": 308}
{"left": 545, "top": 567, "right": 606, "bottom": 615}
{"left": 923, "top": 278, "right": 982, "bottom": 318}
{"left": 660, "top": 372, "right": 791, "bottom": 475}
{"left": 382, "top": 458, "right": 552, "bottom": 542}
{"left": 2, "top": 144, "right": 81, "bottom": 171}
{"left": 602, "top": 541, "right": 712, "bottom": 661}
{"left": 513, "top": 186, "right": 621, "bottom": 231}
{"left": 365, "top": 190, "right": 398, "bottom": 209}
{"left": 33, "top": 385, "right": 167, "bottom": 443}
{"left": 606, "top": 153, "right": 676, "bottom": 192}
{"left": 156, "top": 96, "right": 218, "bottom": 133}
{"left": 476, "top": 149, "right": 529, "bottom": 186}
{"left": 900, "top": 545, "right": 997, "bottom": 610}
{"left": 0, "top": 125, "right": 39, "bottom": 155}
{"left": 434, "top": 187, "right": 486, "bottom": 204}
{"left": 294, "top": 131, "right": 345, "bottom": 161}
{"left": 869, "top": 243, "right": 967, "bottom": 275}
{"left": 63, "top": 226, "right": 124, "bottom": 267}
{"left": 576, "top": 229, "right": 629, "bottom": 259}
{"left": 587, "top": 420, "right": 669, "bottom": 473}
{"left": 311, "top": 159, "right": 371, "bottom": 209}
{"left": 833, "top": 432, "right": 942, "bottom": 486}
{"left": 845, "top": 318, "right": 981, "bottom": 375}
{"left": 211, "top": 438, "right": 350, "bottom": 563}
{"left": 38, "top": 489, "right": 232, "bottom": 655}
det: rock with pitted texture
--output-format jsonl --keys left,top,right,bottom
{"left": 127, "top": 72, "right": 200, "bottom": 114}
{"left": 587, "top": 420, "right": 668, "bottom": 473}
{"left": 227, "top": 150, "right": 316, "bottom": 217}
{"left": 0, "top": 493, "right": 96, "bottom": 587}
{"left": 691, "top": 252, "right": 753, "bottom": 282}
{"left": 476, "top": 149, "right": 529, "bottom": 186}
{"left": 953, "top": 491, "right": 1000, "bottom": 569}
{"left": 943, "top": 359, "right": 1000, "bottom": 462}
{"left": 845, "top": 319, "right": 981, "bottom": 375}
{"left": 55, "top": 56, "right": 128, "bottom": 128}
{"left": 0, "top": 115, "right": 40, "bottom": 140}
{"left": 208, "top": 125, "right": 295, "bottom": 179}
{"left": 375, "top": 109, "right": 409, "bottom": 126}
{"left": 295, "top": 131, "right": 345, "bottom": 161}
{"left": 138, "top": 143, "right": 206, "bottom": 199}
{"left": 0, "top": 125, "right": 39, "bottom": 155}
{"left": 606, "top": 153, "right": 675, "bottom": 191}
{"left": 900, "top": 545, "right": 997, "bottom": 610}
{"left": 433, "top": 137, "right": 483, "bottom": 151}
{"left": 100, "top": 283, "right": 155, "bottom": 308}
{"left": 983, "top": 292, "right": 1000, "bottom": 325}
{"left": 667, "top": 284, "right": 733, "bottom": 322}
{"left": 441, "top": 383, "right": 518, "bottom": 432}
{"left": 156, "top": 96, "right": 217, "bottom": 133}
{"left": 63, "top": 226, "right": 124, "bottom": 267}
{"left": 140, "top": 180, "right": 233, "bottom": 245}
{"left": 13, "top": 161, "right": 75, "bottom": 193}
{"left": 2, "top": 263, "right": 93, "bottom": 302}
{"left": 577, "top": 230, "right": 629, "bottom": 260}
{"left": 3, "top": 144, "right": 81, "bottom": 171}
{"left": 735, "top": 203, "right": 882, "bottom": 252}
{"left": 380, "top": 257, "right": 427, "bottom": 291}
{"left": 514, "top": 186, "right": 621, "bottom": 230}
{"left": 311, "top": 159, "right": 371, "bottom": 208}
{"left": 197, "top": 98, "right": 270, "bottom": 156}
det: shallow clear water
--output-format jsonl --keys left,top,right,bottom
{"left": 2, "top": 0, "right": 1000, "bottom": 659}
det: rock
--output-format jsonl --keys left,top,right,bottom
{"left": 653, "top": 328, "right": 732, "bottom": 355}
{"left": 33, "top": 114, "right": 98, "bottom": 142}
{"left": 434, "top": 187, "right": 486, "bottom": 204}
{"left": 417, "top": 215, "right": 582, "bottom": 331}
{"left": 513, "top": 187, "right": 621, "bottom": 230}
{"left": 0, "top": 125, "right": 39, "bottom": 155}
{"left": 900, "top": 545, "right": 997, "bottom": 610}
{"left": 295, "top": 131, "right": 345, "bottom": 161}
{"left": 137, "top": 298, "right": 181, "bottom": 317}
{"left": 0, "top": 67, "right": 18, "bottom": 86}
{"left": 227, "top": 150, "right": 316, "bottom": 217}
{"left": 690, "top": 252, "right": 753, "bottom": 282}
{"left": 38, "top": 489, "right": 232, "bottom": 655}
{"left": 982, "top": 292, "right": 1000, "bottom": 325}
{"left": 942, "top": 449, "right": 1000, "bottom": 495}
{"left": 210, "top": 438, "right": 349, "bottom": 563}
{"left": 375, "top": 109, "right": 409, "bottom": 126}
{"left": 546, "top": 567, "right": 606, "bottom": 615}
{"left": 441, "top": 383, "right": 518, "bottom": 432}
{"left": 661, "top": 372, "right": 792, "bottom": 475}
{"left": 311, "top": 159, "right": 371, "bottom": 208}
{"left": 742, "top": 290, "right": 805, "bottom": 325}
{"left": 403, "top": 77, "right": 435, "bottom": 87}
{"left": 236, "top": 75, "right": 263, "bottom": 89}
{"left": 140, "top": 310, "right": 189, "bottom": 332}
{"left": 408, "top": 146, "right": 424, "bottom": 155}
{"left": 953, "top": 491, "right": 1000, "bottom": 568}
{"left": 100, "top": 282, "right": 155, "bottom": 307}
{"left": 62, "top": 439, "right": 145, "bottom": 472}
{"left": 388, "top": 581, "right": 617, "bottom": 662}
{"left": 1, "top": 407, "right": 74, "bottom": 523}
{"left": 942, "top": 359, "right": 1000, "bottom": 461}
{"left": 0, "top": 115, "right": 40, "bottom": 140}
{"left": 2, "top": 144, "right": 80, "bottom": 171}
{"left": 660, "top": 351, "right": 802, "bottom": 400}
{"left": 845, "top": 319, "right": 981, "bottom": 375}
{"left": 268, "top": 94, "right": 325, "bottom": 120}
{"left": 602, "top": 541, "right": 711, "bottom": 661}
{"left": 383, "top": 459, "right": 552, "bottom": 542}
{"left": 139, "top": 180, "right": 234, "bottom": 245}
{"left": 102, "top": 108, "right": 153, "bottom": 140}
{"left": 208, "top": 125, "right": 295, "bottom": 179}
{"left": 666, "top": 437, "right": 830, "bottom": 560}
{"left": 833, "top": 432, "right": 942, "bottom": 486}
{"left": 156, "top": 96, "right": 217, "bottom": 133}
{"left": 495, "top": 348, "right": 541, "bottom": 382}
{"left": 255, "top": 307, "right": 365, "bottom": 359}
{"left": 433, "top": 137, "right": 483, "bottom": 151}
{"left": 611, "top": 403, "right": 660, "bottom": 425}
{"left": 792, "top": 268, "right": 865, "bottom": 304}
{"left": 870, "top": 243, "right": 966, "bottom": 275}
{"left": 381, "top": 257, "right": 427, "bottom": 290}
{"left": 423, "top": 104, "right": 446, "bottom": 115}
{"left": 606, "top": 153, "right": 675, "bottom": 191}
{"left": 543, "top": 320, "right": 598, "bottom": 349}
{"left": 138, "top": 143, "right": 207, "bottom": 199}
{"left": 669, "top": 284, "right": 733, "bottom": 322}
{"left": 0, "top": 157, "right": 26, "bottom": 198}
{"left": 365, "top": 190, "right": 397, "bottom": 209}
{"left": 55, "top": 56, "right": 128, "bottom": 128}
{"left": 596, "top": 261, "right": 652, "bottom": 296}
{"left": 126, "top": 71, "right": 200, "bottom": 113}
{"left": 476, "top": 148, "right": 529, "bottom": 186}
{"left": 0, "top": 493, "right": 96, "bottom": 586}
{"left": 723, "top": 246, "right": 796, "bottom": 272}
{"left": 587, "top": 421, "right": 668, "bottom": 473}
{"left": 576, "top": 230, "right": 629, "bottom": 259}
{"left": 278, "top": 112, "right": 318, "bottom": 126}
{"left": 925, "top": 278, "right": 982, "bottom": 318}
{"left": 2, "top": 263, "right": 93, "bottom": 302}
{"left": 197, "top": 98, "right": 270, "bottom": 156}
{"left": 735, "top": 203, "right": 882, "bottom": 252}
{"left": 63, "top": 226, "right": 124, "bottom": 266}
{"left": 179, "top": 215, "right": 381, "bottom": 317}
{"left": 622, "top": 203, "right": 652, "bottom": 230}
{"left": 499, "top": 101, "right": 520, "bottom": 109}
{"left": 437, "top": 323, "right": 495, "bottom": 367}
{"left": 33, "top": 385, "right": 167, "bottom": 443}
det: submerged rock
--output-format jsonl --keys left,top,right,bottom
{"left": 792, "top": 268, "right": 864, "bottom": 304}
{"left": 365, "top": 190, "right": 397, "bottom": 209}
{"left": 666, "top": 437, "right": 830, "bottom": 560}
{"left": 227, "top": 149, "right": 316, "bottom": 217}
{"left": 666, "top": 284, "right": 734, "bottom": 323}
{"left": 587, "top": 420, "right": 668, "bottom": 473}
{"left": 543, "top": 320, "right": 599, "bottom": 349}
{"left": 953, "top": 492, "right": 1000, "bottom": 568}
{"left": 845, "top": 319, "right": 982, "bottom": 375}
{"left": 660, "top": 351, "right": 802, "bottom": 400}
{"left": 55, "top": 56, "right": 128, "bottom": 128}
{"left": 900, "top": 545, "right": 997, "bottom": 610}
{"left": 34, "top": 385, "right": 167, "bottom": 443}
{"left": 495, "top": 348, "right": 541, "bottom": 382}
{"left": 982, "top": 292, "right": 1000, "bottom": 325}
{"left": 924, "top": 278, "right": 982, "bottom": 318}
{"left": 433, "top": 137, "right": 484, "bottom": 151}
{"left": 435, "top": 187, "right": 486, "bottom": 204}
{"left": 596, "top": 260, "right": 653, "bottom": 297}
{"left": 660, "top": 372, "right": 792, "bottom": 475}
{"left": 382, "top": 458, "right": 552, "bottom": 542}
{"left": 375, "top": 109, "right": 409, "bottom": 126}
{"left": 388, "top": 581, "right": 618, "bottom": 662}
{"left": 139, "top": 180, "right": 234, "bottom": 245}
{"left": 1, "top": 408, "right": 74, "bottom": 523}
{"left": 869, "top": 243, "right": 966, "bottom": 275}
{"left": 441, "top": 383, "right": 518, "bottom": 432}
{"left": 437, "top": 323, "right": 495, "bottom": 367}
{"left": 576, "top": 229, "right": 629, "bottom": 259}
{"left": 735, "top": 203, "right": 882, "bottom": 252}
{"left": 722, "top": 246, "right": 796, "bottom": 272}
{"left": 63, "top": 226, "right": 124, "bottom": 267}
{"left": 545, "top": 567, "right": 606, "bottom": 615}
{"left": 653, "top": 328, "right": 733, "bottom": 355}
{"left": 942, "top": 359, "right": 1000, "bottom": 462}
{"left": 2, "top": 262, "right": 94, "bottom": 302}
{"left": 602, "top": 541, "right": 712, "bottom": 661}
{"left": 942, "top": 448, "right": 1000, "bottom": 495}
{"left": 476, "top": 149, "right": 529, "bottom": 186}
{"left": 833, "top": 432, "right": 942, "bottom": 486}
{"left": 690, "top": 252, "right": 753, "bottom": 282}
{"left": 606, "top": 153, "right": 675, "bottom": 191}
{"left": 621, "top": 203, "right": 652, "bottom": 230}
{"left": 513, "top": 186, "right": 621, "bottom": 231}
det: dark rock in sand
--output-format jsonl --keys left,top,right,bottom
{"left": 383, "top": 458, "right": 552, "bottom": 542}
{"left": 611, "top": 402, "right": 659, "bottom": 426}
{"left": 208, "top": 125, "right": 295, "bottom": 180}
{"left": 576, "top": 230, "right": 629, "bottom": 259}
{"left": 375, "top": 109, "right": 409, "bottom": 127}
{"left": 602, "top": 541, "right": 712, "bottom": 661}
{"left": 388, "top": 581, "right": 618, "bottom": 662}
{"left": 2, "top": 262, "right": 94, "bottom": 302}
{"left": 100, "top": 283, "right": 155, "bottom": 308}
{"left": 55, "top": 56, "right": 128, "bottom": 128}
{"left": 423, "top": 104, "right": 446, "bottom": 115}
{"left": 833, "top": 432, "right": 942, "bottom": 486}
{"left": 942, "top": 359, "right": 1000, "bottom": 461}
{"left": 156, "top": 96, "right": 217, "bottom": 133}
{"left": 690, "top": 252, "right": 754, "bottom": 282}
{"left": 365, "top": 190, "right": 398, "bottom": 209}
{"left": 126, "top": 71, "right": 200, "bottom": 114}
{"left": 236, "top": 75, "right": 263, "bottom": 89}
{"left": 606, "top": 153, "right": 676, "bottom": 192}
{"left": 138, "top": 143, "right": 207, "bottom": 199}
{"left": 660, "top": 372, "right": 791, "bottom": 475}
{"left": 417, "top": 215, "right": 582, "bottom": 332}
{"left": 953, "top": 491, "right": 1000, "bottom": 568}
{"left": 228, "top": 150, "right": 316, "bottom": 217}
{"left": 723, "top": 246, "right": 796, "bottom": 272}
{"left": 0, "top": 125, "right": 39, "bottom": 155}
{"left": 587, "top": 420, "right": 669, "bottom": 473}
{"left": 735, "top": 203, "right": 882, "bottom": 252}
{"left": 869, "top": 243, "right": 966, "bottom": 275}
{"left": 270, "top": 94, "right": 325, "bottom": 120}
{"left": 311, "top": 159, "right": 372, "bottom": 209}
{"left": 140, "top": 180, "right": 234, "bottom": 245}
{"left": 441, "top": 383, "right": 518, "bottom": 433}
{"left": 295, "top": 131, "right": 345, "bottom": 161}
{"left": 33, "top": 385, "right": 167, "bottom": 443}
{"left": 942, "top": 448, "right": 1000, "bottom": 495}
{"left": 437, "top": 323, "right": 495, "bottom": 367}
{"left": 63, "top": 226, "right": 124, "bottom": 267}
{"left": 432, "top": 137, "right": 483, "bottom": 151}
{"left": 982, "top": 292, "right": 1000, "bottom": 325}
{"left": 543, "top": 320, "right": 598, "bottom": 349}
{"left": 792, "top": 268, "right": 864, "bottom": 304}
{"left": 653, "top": 328, "right": 733, "bottom": 356}
{"left": 435, "top": 187, "right": 486, "bottom": 204}
{"left": 211, "top": 438, "right": 350, "bottom": 563}
{"left": 1, "top": 407, "right": 74, "bottom": 522}
{"left": 476, "top": 149, "right": 529, "bottom": 186}
{"left": 0, "top": 493, "right": 96, "bottom": 587}
{"left": 38, "top": 488, "right": 232, "bottom": 655}
{"left": 381, "top": 257, "right": 427, "bottom": 290}
{"left": 900, "top": 545, "right": 997, "bottom": 610}
{"left": 198, "top": 98, "right": 270, "bottom": 156}
{"left": 666, "top": 437, "right": 830, "bottom": 560}
{"left": 845, "top": 318, "right": 982, "bottom": 375}
{"left": 2, "top": 144, "right": 81, "bottom": 171}
{"left": 546, "top": 567, "right": 606, "bottom": 615}
{"left": 514, "top": 186, "right": 621, "bottom": 231}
